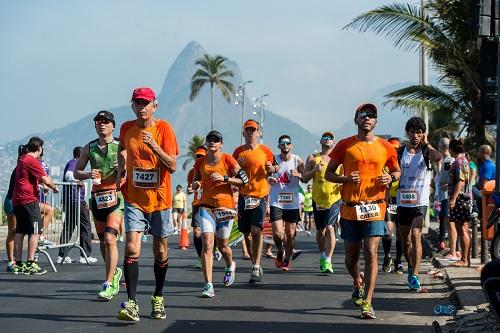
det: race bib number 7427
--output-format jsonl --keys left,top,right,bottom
{"left": 132, "top": 167, "right": 160, "bottom": 188}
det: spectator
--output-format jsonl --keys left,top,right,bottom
{"left": 57, "top": 146, "right": 96, "bottom": 264}
{"left": 172, "top": 184, "right": 187, "bottom": 234}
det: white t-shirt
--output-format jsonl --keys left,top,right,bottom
{"left": 397, "top": 147, "right": 432, "bottom": 207}
{"left": 269, "top": 154, "right": 301, "bottom": 210}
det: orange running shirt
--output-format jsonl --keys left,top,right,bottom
{"left": 194, "top": 153, "right": 238, "bottom": 209}
{"left": 119, "top": 119, "right": 178, "bottom": 213}
{"left": 329, "top": 136, "right": 398, "bottom": 221}
{"left": 232, "top": 144, "right": 274, "bottom": 198}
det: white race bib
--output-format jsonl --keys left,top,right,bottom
{"left": 94, "top": 190, "right": 117, "bottom": 210}
{"left": 278, "top": 192, "right": 293, "bottom": 204}
{"left": 213, "top": 209, "right": 236, "bottom": 223}
{"left": 244, "top": 197, "right": 261, "bottom": 210}
{"left": 387, "top": 204, "right": 397, "bottom": 215}
{"left": 399, "top": 190, "right": 418, "bottom": 205}
{"left": 132, "top": 167, "right": 160, "bottom": 188}
{"left": 355, "top": 203, "right": 382, "bottom": 221}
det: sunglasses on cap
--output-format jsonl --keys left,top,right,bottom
{"left": 206, "top": 136, "right": 222, "bottom": 143}
{"left": 279, "top": 140, "right": 292, "bottom": 146}
{"left": 321, "top": 136, "right": 334, "bottom": 141}
{"left": 95, "top": 118, "right": 112, "bottom": 124}
{"left": 357, "top": 111, "right": 377, "bottom": 119}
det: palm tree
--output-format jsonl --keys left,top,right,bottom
{"left": 178, "top": 134, "right": 206, "bottom": 171}
{"left": 344, "top": 1, "right": 485, "bottom": 147}
{"left": 190, "top": 54, "right": 235, "bottom": 130}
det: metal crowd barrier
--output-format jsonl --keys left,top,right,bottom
{"left": 36, "top": 181, "right": 91, "bottom": 272}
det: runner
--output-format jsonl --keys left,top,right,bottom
{"left": 302, "top": 131, "right": 341, "bottom": 274}
{"left": 116, "top": 87, "right": 178, "bottom": 322}
{"left": 325, "top": 103, "right": 400, "bottom": 319}
{"left": 233, "top": 119, "right": 278, "bottom": 283}
{"left": 396, "top": 117, "right": 441, "bottom": 291}
{"left": 12, "top": 137, "right": 59, "bottom": 275}
{"left": 382, "top": 137, "right": 401, "bottom": 273}
{"left": 268, "top": 134, "right": 305, "bottom": 271}
{"left": 192, "top": 130, "right": 248, "bottom": 297}
{"left": 74, "top": 110, "right": 123, "bottom": 300}
{"left": 4, "top": 145, "right": 28, "bottom": 272}
{"left": 187, "top": 146, "right": 208, "bottom": 268}
{"left": 303, "top": 184, "right": 314, "bottom": 236}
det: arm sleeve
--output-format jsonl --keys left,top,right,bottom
{"left": 65, "top": 170, "right": 77, "bottom": 182}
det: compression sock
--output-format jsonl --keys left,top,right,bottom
{"left": 382, "top": 235, "right": 392, "bottom": 257}
{"left": 153, "top": 259, "right": 169, "bottom": 296}
{"left": 124, "top": 256, "right": 139, "bottom": 301}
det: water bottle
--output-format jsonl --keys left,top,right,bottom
{"left": 433, "top": 304, "right": 455, "bottom": 315}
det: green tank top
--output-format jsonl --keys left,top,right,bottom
{"left": 303, "top": 192, "right": 313, "bottom": 212}
{"left": 88, "top": 138, "right": 119, "bottom": 185}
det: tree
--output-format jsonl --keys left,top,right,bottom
{"left": 344, "top": 1, "right": 485, "bottom": 147}
{"left": 190, "top": 54, "right": 235, "bottom": 130}
{"left": 178, "top": 134, "right": 206, "bottom": 171}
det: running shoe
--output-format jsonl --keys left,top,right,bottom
{"left": 26, "top": 262, "right": 47, "bottom": 275}
{"left": 282, "top": 260, "right": 291, "bottom": 271}
{"left": 360, "top": 300, "right": 376, "bottom": 319}
{"left": 249, "top": 265, "right": 262, "bottom": 283}
{"left": 79, "top": 256, "right": 98, "bottom": 264}
{"left": 408, "top": 274, "right": 421, "bottom": 291}
{"left": 275, "top": 250, "right": 284, "bottom": 268}
{"left": 57, "top": 256, "right": 72, "bottom": 264}
{"left": 117, "top": 299, "right": 140, "bottom": 322}
{"left": 352, "top": 286, "right": 365, "bottom": 306}
{"left": 6, "top": 261, "right": 15, "bottom": 273}
{"left": 150, "top": 295, "right": 166, "bottom": 319}
{"left": 201, "top": 283, "right": 215, "bottom": 298}
{"left": 213, "top": 249, "right": 222, "bottom": 261}
{"left": 13, "top": 262, "right": 28, "bottom": 275}
{"left": 98, "top": 283, "right": 114, "bottom": 300}
{"left": 111, "top": 267, "right": 122, "bottom": 295}
{"left": 223, "top": 262, "right": 236, "bottom": 286}
{"left": 407, "top": 266, "right": 413, "bottom": 284}
{"left": 194, "top": 258, "right": 202, "bottom": 269}
{"left": 322, "top": 261, "right": 334, "bottom": 274}
{"left": 382, "top": 256, "right": 393, "bottom": 273}
{"left": 291, "top": 249, "right": 303, "bottom": 260}
{"left": 319, "top": 257, "right": 327, "bottom": 273}
{"left": 395, "top": 262, "right": 404, "bottom": 275}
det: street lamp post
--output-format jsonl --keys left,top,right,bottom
{"left": 253, "top": 93, "right": 269, "bottom": 143}
{"left": 235, "top": 80, "right": 253, "bottom": 144}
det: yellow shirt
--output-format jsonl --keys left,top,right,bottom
{"left": 312, "top": 153, "right": 341, "bottom": 208}
{"left": 172, "top": 191, "right": 186, "bottom": 209}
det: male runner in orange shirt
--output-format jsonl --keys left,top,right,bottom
{"left": 325, "top": 103, "right": 400, "bottom": 319}
{"left": 116, "top": 87, "right": 178, "bottom": 322}
{"left": 233, "top": 119, "right": 278, "bottom": 283}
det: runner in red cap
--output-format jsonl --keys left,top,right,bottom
{"left": 117, "top": 86, "right": 179, "bottom": 322}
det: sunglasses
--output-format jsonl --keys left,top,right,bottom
{"left": 279, "top": 140, "right": 292, "bottom": 146}
{"left": 321, "top": 136, "right": 334, "bottom": 141}
{"left": 95, "top": 118, "right": 112, "bottom": 124}
{"left": 357, "top": 112, "right": 377, "bottom": 119}
{"left": 206, "top": 136, "right": 221, "bottom": 143}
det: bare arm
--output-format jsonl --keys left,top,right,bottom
{"left": 301, "top": 155, "right": 316, "bottom": 183}
{"left": 142, "top": 132, "right": 176, "bottom": 173}
{"left": 116, "top": 144, "right": 127, "bottom": 189}
{"left": 40, "top": 175, "right": 58, "bottom": 193}
{"left": 74, "top": 145, "right": 91, "bottom": 181}
{"left": 449, "top": 180, "right": 465, "bottom": 208}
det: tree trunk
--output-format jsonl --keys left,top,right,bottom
{"left": 210, "top": 83, "right": 215, "bottom": 131}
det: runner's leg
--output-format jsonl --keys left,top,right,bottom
{"left": 201, "top": 232, "right": 215, "bottom": 283}
{"left": 363, "top": 236, "right": 381, "bottom": 304}
{"left": 124, "top": 231, "right": 142, "bottom": 300}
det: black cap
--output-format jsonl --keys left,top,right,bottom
{"left": 93, "top": 110, "right": 115, "bottom": 127}
{"left": 206, "top": 130, "right": 223, "bottom": 142}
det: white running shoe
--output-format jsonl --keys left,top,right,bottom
{"left": 57, "top": 256, "right": 73, "bottom": 264}
{"left": 80, "top": 256, "right": 98, "bottom": 263}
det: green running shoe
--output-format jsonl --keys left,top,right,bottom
{"left": 98, "top": 283, "right": 114, "bottom": 300}
{"left": 352, "top": 286, "right": 365, "bottom": 306}
{"left": 26, "top": 262, "right": 47, "bottom": 275}
{"left": 117, "top": 299, "right": 140, "bottom": 322}
{"left": 360, "top": 300, "right": 376, "bottom": 319}
{"left": 13, "top": 262, "right": 28, "bottom": 275}
{"left": 111, "top": 267, "right": 122, "bottom": 296}
{"left": 319, "top": 257, "right": 327, "bottom": 273}
{"left": 323, "top": 260, "right": 334, "bottom": 274}
{"left": 150, "top": 295, "right": 166, "bottom": 319}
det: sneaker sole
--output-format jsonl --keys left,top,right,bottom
{"left": 98, "top": 293, "right": 113, "bottom": 301}
{"left": 201, "top": 293, "right": 215, "bottom": 298}
{"left": 151, "top": 313, "right": 166, "bottom": 320}
{"left": 361, "top": 313, "right": 376, "bottom": 319}
{"left": 117, "top": 312, "right": 139, "bottom": 322}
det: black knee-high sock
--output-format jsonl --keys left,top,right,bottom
{"left": 124, "top": 256, "right": 139, "bottom": 301}
{"left": 395, "top": 239, "right": 403, "bottom": 262}
{"left": 382, "top": 235, "right": 392, "bottom": 257}
{"left": 154, "top": 259, "right": 169, "bottom": 296}
{"left": 193, "top": 235, "right": 203, "bottom": 258}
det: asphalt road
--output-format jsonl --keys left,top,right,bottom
{"left": 0, "top": 233, "right": 452, "bottom": 332}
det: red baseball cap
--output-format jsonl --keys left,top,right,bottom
{"left": 355, "top": 103, "right": 378, "bottom": 115}
{"left": 131, "top": 87, "right": 156, "bottom": 102}
{"left": 243, "top": 119, "right": 260, "bottom": 129}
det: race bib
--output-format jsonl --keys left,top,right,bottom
{"left": 399, "top": 190, "right": 418, "bottom": 205}
{"left": 213, "top": 209, "right": 236, "bottom": 223}
{"left": 355, "top": 203, "right": 382, "bottom": 221}
{"left": 278, "top": 192, "right": 293, "bottom": 204}
{"left": 387, "top": 204, "right": 397, "bottom": 215}
{"left": 94, "top": 190, "right": 117, "bottom": 210}
{"left": 244, "top": 197, "right": 261, "bottom": 210}
{"left": 132, "top": 167, "right": 160, "bottom": 188}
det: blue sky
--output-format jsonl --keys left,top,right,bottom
{"left": 0, "top": 0, "right": 421, "bottom": 144}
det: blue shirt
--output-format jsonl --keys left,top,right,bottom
{"left": 479, "top": 159, "right": 496, "bottom": 182}
{"left": 63, "top": 159, "right": 85, "bottom": 202}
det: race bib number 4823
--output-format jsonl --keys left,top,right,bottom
{"left": 355, "top": 203, "right": 382, "bottom": 221}
{"left": 132, "top": 167, "right": 160, "bottom": 188}
{"left": 94, "top": 190, "right": 117, "bottom": 210}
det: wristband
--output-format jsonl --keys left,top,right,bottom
{"left": 223, "top": 175, "right": 229, "bottom": 182}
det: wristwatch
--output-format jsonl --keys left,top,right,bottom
{"left": 223, "top": 175, "right": 229, "bottom": 182}
{"left": 391, "top": 174, "right": 397, "bottom": 182}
